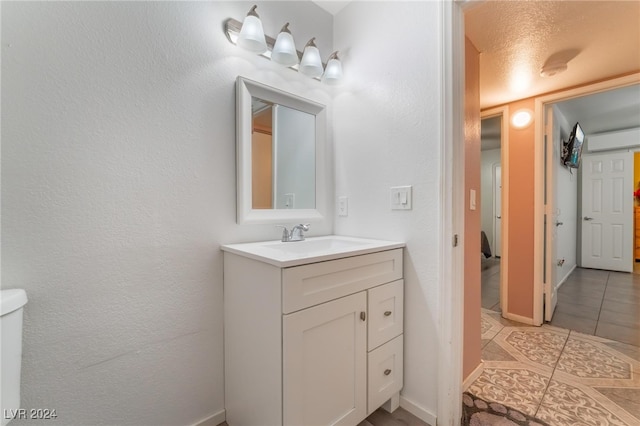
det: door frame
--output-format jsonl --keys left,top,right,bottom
{"left": 493, "top": 163, "right": 501, "bottom": 257}
{"left": 533, "top": 72, "right": 640, "bottom": 325}
{"left": 438, "top": 1, "right": 466, "bottom": 425}
{"left": 481, "top": 106, "right": 510, "bottom": 314}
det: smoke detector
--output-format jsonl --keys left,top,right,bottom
{"left": 540, "top": 61, "right": 568, "bottom": 77}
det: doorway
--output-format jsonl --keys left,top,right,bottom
{"left": 534, "top": 74, "right": 640, "bottom": 326}
{"left": 480, "top": 107, "right": 509, "bottom": 314}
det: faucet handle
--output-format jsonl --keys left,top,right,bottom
{"left": 289, "top": 223, "right": 310, "bottom": 241}
{"left": 275, "top": 225, "right": 290, "bottom": 242}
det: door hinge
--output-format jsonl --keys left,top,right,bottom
{"left": 453, "top": 234, "right": 459, "bottom": 247}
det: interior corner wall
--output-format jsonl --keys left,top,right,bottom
{"left": 1, "top": 2, "right": 333, "bottom": 425}
{"left": 333, "top": 1, "right": 443, "bottom": 421}
{"left": 506, "top": 98, "right": 536, "bottom": 320}
{"left": 463, "top": 37, "right": 482, "bottom": 381}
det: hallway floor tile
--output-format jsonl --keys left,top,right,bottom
{"left": 473, "top": 310, "right": 640, "bottom": 425}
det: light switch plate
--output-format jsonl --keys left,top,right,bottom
{"left": 390, "top": 186, "right": 412, "bottom": 210}
{"left": 338, "top": 196, "right": 348, "bottom": 216}
{"left": 470, "top": 189, "right": 476, "bottom": 211}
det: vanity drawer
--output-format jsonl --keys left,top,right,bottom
{"left": 282, "top": 249, "right": 403, "bottom": 314}
{"left": 367, "top": 335, "right": 403, "bottom": 414}
{"left": 368, "top": 280, "right": 404, "bottom": 351}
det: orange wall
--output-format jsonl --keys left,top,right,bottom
{"left": 463, "top": 38, "right": 482, "bottom": 380}
{"left": 506, "top": 98, "right": 536, "bottom": 319}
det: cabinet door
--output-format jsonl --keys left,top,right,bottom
{"left": 283, "top": 292, "right": 367, "bottom": 426}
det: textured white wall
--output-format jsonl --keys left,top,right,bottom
{"left": 333, "top": 2, "right": 442, "bottom": 420}
{"left": 1, "top": 2, "right": 333, "bottom": 425}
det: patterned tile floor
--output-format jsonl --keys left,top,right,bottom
{"left": 472, "top": 309, "right": 640, "bottom": 425}
{"left": 481, "top": 260, "right": 640, "bottom": 347}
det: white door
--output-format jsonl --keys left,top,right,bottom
{"left": 544, "top": 107, "right": 558, "bottom": 321}
{"left": 494, "top": 164, "right": 502, "bottom": 257}
{"left": 283, "top": 292, "right": 367, "bottom": 426}
{"left": 581, "top": 151, "right": 634, "bottom": 272}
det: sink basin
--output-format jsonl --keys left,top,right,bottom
{"left": 221, "top": 235, "right": 405, "bottom": 267}
{"left": 262, "top": 237, "right": 370, "bottom": 255}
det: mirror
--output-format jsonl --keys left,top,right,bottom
{"left": 236, "top": 77, "right": 327, "bottom": 224}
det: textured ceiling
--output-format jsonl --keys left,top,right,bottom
{"left": 465, "top": 1, "right": 640, "bottom": 110}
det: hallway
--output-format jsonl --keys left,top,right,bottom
{"left": 472, "top": 310, "right": 640, "bottom": 424}
{"left": 481, "top": 261, "right": 640, "bottom": 347}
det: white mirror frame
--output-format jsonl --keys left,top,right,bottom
{"left": 236, "top": 76, "right": 327, "bottom": 224}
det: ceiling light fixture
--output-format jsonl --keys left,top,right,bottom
{"left": 511, "top": 109, "right": 533, "bottom": 129}
{"left": 224, "top": 7, "right": 342, "bottom": 84}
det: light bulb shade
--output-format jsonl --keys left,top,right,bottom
{"left": 237, "top": 15, "right": 267, "bottom": 53}
{"left": 299, "top": 45, "right": 323, "bottom": 78}
{"left": 323, "top": 55, "right": 343, "bottom": 85}
{"left": 272, "top": 31, "right": 298, "bottom": 66}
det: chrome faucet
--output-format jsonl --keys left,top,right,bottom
{"left": 277, "top": 223, "right": 310, "bottom": 242}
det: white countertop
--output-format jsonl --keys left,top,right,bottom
{"left": 221, "top": 235, "right": 405, "bottom": 267}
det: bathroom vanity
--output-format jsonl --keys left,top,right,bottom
{"left": 221, "top": 236, "right": 405, "bottom": 426}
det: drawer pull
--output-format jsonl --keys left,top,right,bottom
{"left": 360, "top": 311, "right": 366, "bottom": 321}
{"left": 384, "top": 369, "right": 392, "bottom": 376}
{"left": 384, "top": 310, "right": 392, "bottom": 317}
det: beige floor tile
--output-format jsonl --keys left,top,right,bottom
{"left": 468, "top": 366, "right": 550, "bottom": 416}
{"left": 594, "top": 387, "right": 640, "bottom": 421}
{"left": 536, "top": 379, "right": 639, "bottom": 426}
{"left": 602, "top": 339, "right": 640, "bottom": 362}
{"left": 596, "top": 321, "right": 640, "bottom": 347}
{"left": 481, "top": 340, "right": 517, "bottom": 362}
{"left": 492, "top": 326, "right": 568, "bottom": 370}
{"left": 556, "top": 334, "right": 635, "bottom": 380}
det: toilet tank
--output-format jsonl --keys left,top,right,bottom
{"left": 1, "top": 289, "right": 28, "bottom": 426}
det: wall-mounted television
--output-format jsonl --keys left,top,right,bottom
{"left": 562, "top": 122, "right": 585, "bottom": 169}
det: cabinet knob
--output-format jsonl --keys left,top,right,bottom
{"left": 384, "top": 310, "right": 392, "bottom": 317}
{"left": 384, "top": 369, "right": 392, "bottom": 376}
{"left": 360, "top": 311, "right": 366, "bottom": 321}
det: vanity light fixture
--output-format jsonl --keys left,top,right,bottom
{"left": 299, "top": 38, "right": 324, "bottom": 78}
{"left": 224, "top": 7, "right": 342, "bottom": 84}
{"left": 511, "top": 109, "right": 533, "bottom": 129}
{"left": 271, "top": 23, "right": 299, "bottom": 67}
{"left": 322, "top": 51, "right": 343, "bottom": 85}
{"left": 236, "top": 5, "right": 268, "bottom": 54}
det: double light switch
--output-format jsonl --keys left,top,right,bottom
{"left": 390, "top": 186, "right": 412, "bottom": 210}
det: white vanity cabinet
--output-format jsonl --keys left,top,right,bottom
{"left": 222, "top": 240, "right": 404, "bottom": 426}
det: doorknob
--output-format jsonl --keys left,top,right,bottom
{"left": 584, "top": 217, "right": 594, "bottom": 221}
{"left": 496, "top": 216, "right": 501, "bottom": 219}
{"left": 555, "top": 221, "right": 563, "bottom": 226}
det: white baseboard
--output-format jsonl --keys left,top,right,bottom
{"left": 556, "top": 264, "right": 577, "bottom": 289}
{"left": 462, "top": 361, "right": 484, "bottom": 391}
{"left": 191, "top": 409, "right": 225, "bottom": 426}
{"left": 399, "top": 395, "right": 437, "bottom": 426}
{"left": 502, "top": 311, "right": 536, "bottom": 325}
